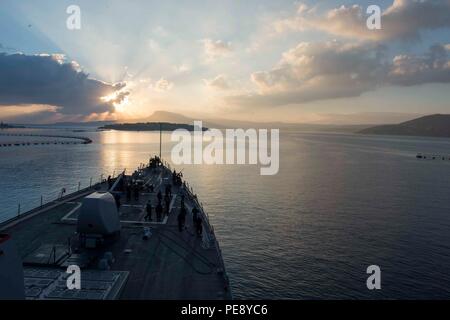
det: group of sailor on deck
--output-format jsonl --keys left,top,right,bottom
{"left": 177, "top": 194, "right": 203, "bottom": 236}
{"left": 108, "top": 162, "right": 203, "bottom": 236}
{"left": 140, "top": 175, "right": 203, "bottom": 237}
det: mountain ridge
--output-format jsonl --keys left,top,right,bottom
{"left": 12, "top": 110, "right": 373, "bottom": 132}
{"left": 359, "top": 114, "right": 450, "bottom": 138}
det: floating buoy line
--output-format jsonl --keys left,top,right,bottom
{"left": 0, "top": 133, "right": 92, "bottom": 147}
{"left": 416, "top": 153, "right": 450, "bottom": 160}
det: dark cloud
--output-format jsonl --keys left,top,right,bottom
{"left": 0, "top": 53, "right": 128, "bottom": 115}
{"left": 3, "top": 110, "right": 61, "bottom": 124}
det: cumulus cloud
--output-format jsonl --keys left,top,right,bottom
{"left": 151, "top": 78, "right": 174, "bottom": 92}
{"left": 174, "top": 63, "right": 191, "bottom": 74}
{"left": 275, "top": 0, "right": 450, "bottom": 41}
{"left": 148, "top": 39, "right": 161, "bottom": 52}
{"left": 204, "top": 75, "right": 230, "bottom": 90}
{"left": 0, "top": 53, "right": 128, "bottom": 116}
{"left": 389, "top": 44, "right": 450, "bottom": 85}
{"left": 227, "top": 41, "right": 450, "bottom": 107}
{"left": 202, "top": 39, "right": 232, "bottom": 60}
{"left": 153, "top": 26, "right": 169, "bottom": 37}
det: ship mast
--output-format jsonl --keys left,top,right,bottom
{"left": 159, "top": 122, "right": 162, "bottom": 160}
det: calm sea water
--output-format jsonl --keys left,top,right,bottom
{"left": 1, "top": 128, "right": 450, "bottom": 299}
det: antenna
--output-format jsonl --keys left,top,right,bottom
{"left": 159, "top": 122, "right": 162, "bottom": 161}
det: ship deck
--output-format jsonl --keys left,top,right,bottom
{"left": 0, "top": 163, "right": 231, "bottom": 300}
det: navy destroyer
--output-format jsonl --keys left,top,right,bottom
{"left": 0, "top": 156, "right": 231, "bottom": 299}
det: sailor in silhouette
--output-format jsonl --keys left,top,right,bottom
{"left": 145, "top": 200, "right": 152, "bottom": 221}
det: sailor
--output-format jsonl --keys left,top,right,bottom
{"left": 114, "top": 193, "right": 121, "bottom": 209}
{"left": 164, "top": 193, "right": 171, "bottom": 215}
{"left": 180, "top": 194, "right": 185, "bottom": 209}
{"left": 119, "top": 175, "right": 124, "bottom": 191}
{"left": 195, "top": 217, "right": 203, "bottom": 237}
{"left": 126, "top": 183, "right": 132, "bottom": 202}
{"left": 172, "top": 170, "right": 177, "bottom": 184}
{"left": 178, "top": 206, "right": 186, "bottom": 232}
{"left": 165, "top": 184, "right": 172, "bottom": 197}
{"left": 157, "top": 190, "right": 162, "bottom": 203}
{"left": 107, "top": 175, "right": 113, "bottom": 189}
{"left": 192, "top": 206, "right": 199, "bottom": 224}
{"left": 134, "top": 183, "right": 140, "bottom": 201}
{"left": 145, "top": 200, "right": 152, "bottom": 221}
{"left": 156, "top": 200, "right": 163, "bottom": 222}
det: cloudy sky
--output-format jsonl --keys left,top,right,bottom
{"left": 0, "top": 0, "right": 449, "bottom": 124}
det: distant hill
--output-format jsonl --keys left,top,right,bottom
{"left": 99, "top": 122, "right": 207, "bottom": 132}
{"left": 140, "top": 110, "right": 365, "bottom": 131}
{"left": 359, "top": 114, "right": 450, "bottom": 138}
{"left": 140, "top": 111, "right": 249, "bottom": 128}
{"left": 143, "top": 111, "right": 196, "bottom": 124}
{"left": 12, "top": 110, "right": 404, "bottom": 133}
{"left": 21, "top": 121, "right": 115, "bottom": 129}
{"left": 49, "top": 121, "right": 116, "bottom": 128}
{"left": 0, "top": 122, "right": 24, "bottom": 129}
